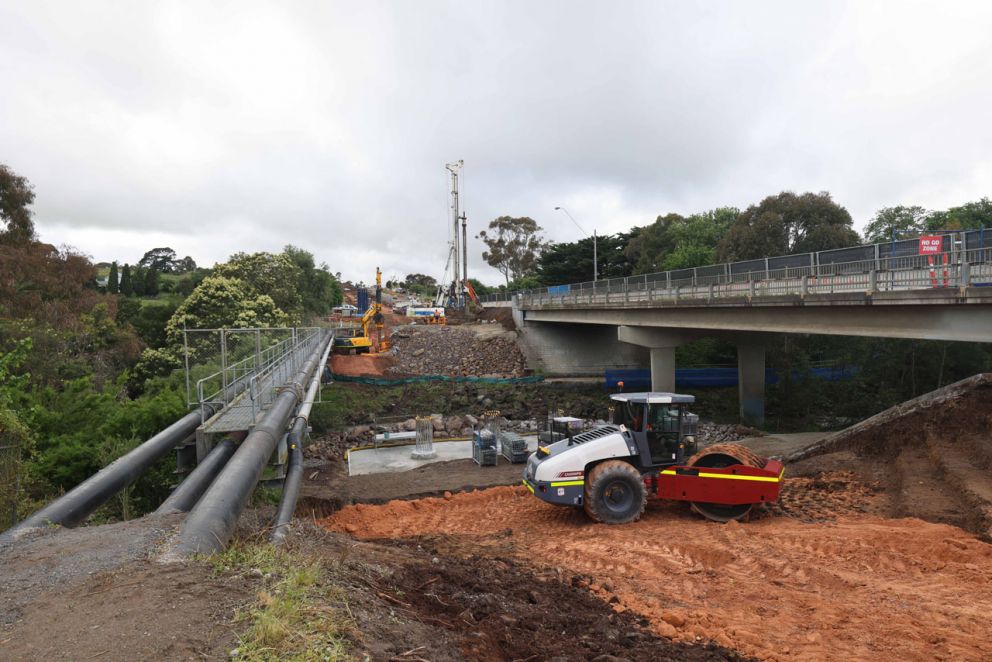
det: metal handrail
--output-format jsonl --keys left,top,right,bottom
{"left": 479, "top": 240, "right": 992, "bottom": 306}
{"left": 192, "top": 327, "right": 323, "bottom": 422}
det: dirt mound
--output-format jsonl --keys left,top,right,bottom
{"left": 388, "top": 326, "right": 527, "bottom": 376}
{"left": 322, "top": 485, "right": 992, "bottom": 661}
{"left": 785, "top": 375, "right": 992, "bottom": 540}
{"left": 329, "top": 352, "right": 397, "bottom": 377}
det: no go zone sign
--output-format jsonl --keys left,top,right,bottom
{"left": 918, "top": 235, "right": 943, "bottom": 255}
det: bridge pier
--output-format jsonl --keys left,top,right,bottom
{"left": 618, "top": 325, "right": 767, "bottom": 428}
{"left": 650, "top": 347, "right": 676, "bottom": 392}
{"left": 737, "top": 339, "right": 766, "bottom": 428}
{"left": 617, "top": 327, "right": 696, "bottom": 392}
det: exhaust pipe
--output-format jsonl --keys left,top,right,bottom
{"left": 1, "top": 409, "right": 207, "bottom": 544}
{"left": 174, "top": 330, "right": 331, "bottom": 556}
{"left": 155, "top": 439, "right": 237, "bottom": 515}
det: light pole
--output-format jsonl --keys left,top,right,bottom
{"left": 554, "top": 206, "right": 597, "bottom": 281}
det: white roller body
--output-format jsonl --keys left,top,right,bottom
{"left": 532, "top": 433, "right": 634, "bottom": 483}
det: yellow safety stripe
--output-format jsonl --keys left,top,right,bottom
{"left": 550, "top": 480, "right": 584, "bottom": 487}
{"left": 522, "top": 479, "right": 535, "bottom": 493}
{"left": 659, "top": 469, "right": 783, "bottom": 483}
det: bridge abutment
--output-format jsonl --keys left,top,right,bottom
{"left": 516, "top": 320, "right": 649, "bottom": 376}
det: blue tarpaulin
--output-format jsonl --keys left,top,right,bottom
{"left": 604, "top": 366, "right": 858, "bottom": 390}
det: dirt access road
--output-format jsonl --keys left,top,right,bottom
{"left": 323, "top": 484, "right": 992, "bottom": 662}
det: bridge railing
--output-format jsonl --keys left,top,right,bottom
{"left": 478, "top": 231, "right": 992, "bottom": 306}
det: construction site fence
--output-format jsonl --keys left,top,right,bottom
{"left": 330, "top": 373, "right": 545, "bottom": 386}
{"left": 479, "top": 231, "right": 992, "bottom": 304}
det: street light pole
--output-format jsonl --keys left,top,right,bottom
{"left": 554, "top": 206, "right": 598, "bottom": 281}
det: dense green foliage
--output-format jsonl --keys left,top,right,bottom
{"left": 0, "top": 166, "right": 347, "bottom": 529}
{"left": 863, "top": 199, "right": 992, "bottom": 243}
{"left": 536, "top": 232, "right": 635, "bottom": 285}
{"left": 626, "top": 208, "right": 738, "bottom": 274}
{"left": 715, "top": 192, "right": 860, "bottom": 262}
{"left": 108, "top": 261, "right": 119, "bottom": 293}
{"left": 283, "top": 244, "right": 344, "bottom": 317}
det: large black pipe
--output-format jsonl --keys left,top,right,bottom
{"left": 0, "top": 409, "right": 205, "bottom": 543}
{"left": 155, "top": 439, "right": 237, "bottom": 515}
{"left": 270, "top": 418, "right": 306, "bottom": 545}
{"left": 174, "top": 331, "right": 331, "bottom": 556}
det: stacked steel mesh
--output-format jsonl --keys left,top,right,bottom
{"left": 499, "top": 430, "right": 529, "bottom": 463}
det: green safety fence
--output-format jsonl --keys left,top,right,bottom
{"left": 330, "top": 372, "right": 544, "bottom": 386}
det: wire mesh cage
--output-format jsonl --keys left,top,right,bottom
{"left": 412, "top": 416, "right": 436, "bottom": 460}
{"left": 473, "top": 409, "right": 500, "bottom": 466}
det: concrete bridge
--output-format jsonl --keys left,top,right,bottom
{"left": 482, "top": 232, "right": 992, "bottom": 426}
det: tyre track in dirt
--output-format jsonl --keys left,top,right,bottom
{"left": 322, "top": 484, "right": 992, "bottom": 661}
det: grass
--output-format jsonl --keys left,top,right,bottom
{"left": 211, "top": 542, "right": 355, "bottom": 661}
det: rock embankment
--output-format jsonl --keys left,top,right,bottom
{"left": 387, "top": 326, "right": 526, "bottom": 377}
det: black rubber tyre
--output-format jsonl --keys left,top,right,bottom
{"left": 583, "top": 460, "right": 647, "bottom": 524}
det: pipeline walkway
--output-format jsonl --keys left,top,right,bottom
{"left": 1, "top": 327, "right": 334, "bottom": 554}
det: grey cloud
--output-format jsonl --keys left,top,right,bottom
{"left": 2, "top": 0, "right": 990, "bottom": 283}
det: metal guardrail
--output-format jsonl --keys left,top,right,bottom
{"left": 186, "top": 327, "right": 325, "bottom": 431}
{"left": 479, "top": 231, "right": 992, "bottom": 307}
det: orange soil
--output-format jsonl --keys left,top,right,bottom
{"left": 329, "top": 352, "right": 395, "bottom": 377}
{"left": 321, "top": 484, "right": 992, "bottom": 662}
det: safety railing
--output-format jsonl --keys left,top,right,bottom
{"left": 189, "top": 327, "right": 324, "bottom": 425}
{"left": 478, "top": 232, "right": 992, "bottom": 308}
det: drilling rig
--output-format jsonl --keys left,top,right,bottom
{"left": 434, "top": 160, "right": 470, "bottom": 309}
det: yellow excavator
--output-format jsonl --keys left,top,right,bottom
{"left": 333, "top": 268, "right": 389, "bottom": 354}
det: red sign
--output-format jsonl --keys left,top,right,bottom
{"left": 919, "top": 235, "right": 943, "bottom": 255}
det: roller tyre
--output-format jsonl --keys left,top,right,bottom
{"left": 583, "top": 460, "right": 646, "bottom": 524}
{"left": 686, "top": 443, "right": 766, "bottom": 523}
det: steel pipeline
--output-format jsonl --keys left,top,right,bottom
{"left": 174, "top": 330, "right": 331, "bottom": 555}
{"left": 155, "top": 439, "right": 237, "bottom": 515}
{"left": 269, "top": 418, "right": 306, "bottom": 544}
{"left": 0, "top": 409, "right": 206, "bottom": 543}
{"left": 270, "top": 327, "right": 331, "bottom": 543}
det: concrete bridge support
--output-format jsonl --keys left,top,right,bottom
{"left": 617, "top": 327, "right": 697, "bottom": 392}
{"left": 516, "top": 320, "right": 649, "bottom": 376}
{"left": 618, "top": 326, "right": 768, "bottom": 428}
{"left": 737, "top": 339, "right": 766, "bottom": 428}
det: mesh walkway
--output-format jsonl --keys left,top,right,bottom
{"left": 186, "top": 328, "right": 329, "bottom": 434}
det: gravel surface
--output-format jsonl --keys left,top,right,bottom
{"left": 0, "top": 513, "right": 184, "bottom": 626}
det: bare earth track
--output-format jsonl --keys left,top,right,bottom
{"left": 322, "top": 484, "right": 992, "bottom": 661}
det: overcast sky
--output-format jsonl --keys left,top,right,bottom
{"left": 2, "top": 1, "right": 991, "bottom": 284}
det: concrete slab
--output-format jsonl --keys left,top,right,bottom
{"left": 348, "top": 436, "right": 539, "bottom": 476}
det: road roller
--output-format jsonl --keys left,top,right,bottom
{"left": 523, "top": 392, "right": 783, "bottom": 523}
